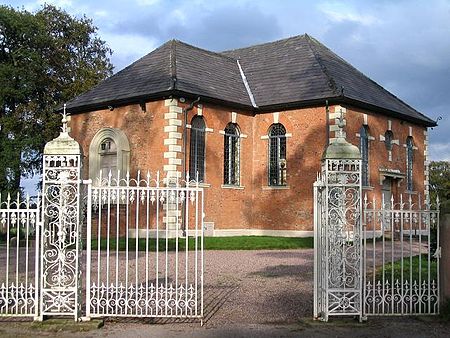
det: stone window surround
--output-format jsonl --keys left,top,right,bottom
{"left": 89, "top": 128, "right": 130, "bottom": 185}
{"left": 378, "top": 120, "right": 399, "bottom": 162}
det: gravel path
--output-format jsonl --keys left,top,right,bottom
{"left": 1, "top": 248, "right": 450, "bottom": 337}
{"left": 202, "top": 249, "right": 314, "bottom": 326}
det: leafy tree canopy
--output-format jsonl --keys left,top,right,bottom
{"left": 0, "top": 4, "right": 113, "bottom": 194}
{"left": 429, "top": 161, "right": 450, "bottom": 208}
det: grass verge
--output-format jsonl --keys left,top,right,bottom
{"left": 89, "top": 236, "right": 313, "bottom": 251}
{"left": 374, "top": 254, "right": 437, "bottom": 282}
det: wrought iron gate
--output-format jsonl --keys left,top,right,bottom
{"left": 0, "top": 113, "right": 204, "bottom": 322}
{"left": 314, "top": 118, "right": 440, "bottom": 320}
{"left": 84, "top": 172, "right": 204, "bottom": 320}
{"left": 363, "top": 195, "right": 440, "bottom": 315}
{"left": 0, "top": 194, "right": 40, "bottom": 318}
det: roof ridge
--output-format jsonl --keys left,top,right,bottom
{"left": 170, "top": 40, "right": 177, "bottom": 90}
{"left": 221, "top": 34, "right": 308, "bottom": 54}
{"left": 304, "top": 35, "right": 340, "bottom": 96}
{"left": 173, "top": 39, "right": 238, "bottom": 62}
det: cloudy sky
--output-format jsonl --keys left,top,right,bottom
{"left": 6, "top": 0, "right": 450, "bottom": 161}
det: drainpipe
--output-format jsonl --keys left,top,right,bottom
{"left": 325, "top": 100, "right": 330, "bottom": 146}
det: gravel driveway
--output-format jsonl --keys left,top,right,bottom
{"left": 202, "top": 249, "right": 314, "bottom": 326}
{"left": 2, "top": 248, "right": 450, "bottom": 337}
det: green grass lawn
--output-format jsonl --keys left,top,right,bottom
{"left": 89, "top": 236, "right": 313, "bottom": 251}
{"left": 374, "top": 254, "right": 438, "bottom": 282}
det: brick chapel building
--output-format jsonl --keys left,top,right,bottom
{"left": 66, "top": 34, "right": 437, "bottom": 237}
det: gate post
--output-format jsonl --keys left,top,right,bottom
{"left": 314, "top": 112, "right": 363, "bottom": 321}
{"left": 440, "top": 206, "right": 450, "bottom": 305}
{"left": 39, "top": 106, "right": 83, "bottom": 321}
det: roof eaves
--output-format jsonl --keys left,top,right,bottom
{"left": 256, "top": 95, "right": 436, "bottom": 127}
{"left": 340, "top": 96, "right": 437, "bottom": 127}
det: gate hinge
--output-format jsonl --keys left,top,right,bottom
{"left": 433, "top": 247, "right": 441, "bottom": 259}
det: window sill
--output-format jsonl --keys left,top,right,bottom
{"left": 262, "top": 185, "right": 289, "bottom": 190}
{"left": 405, "top": 190, "right": 418, "bottom": 195}
{"left": 188, "top": 182, "right": 211, "bottom": 188}
{"left": 221, "top": 184, "right": 245, "bottom": 190}
{"left": 362, "top": 186, "right": 374, "bottom": 191}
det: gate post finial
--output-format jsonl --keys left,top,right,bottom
{"left": 62, "top": 104, "right": 68, "bottom": 134}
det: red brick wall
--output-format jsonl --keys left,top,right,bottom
{"left": 70, "top": 100, "right": 167, "bottom": 179}
{"left": 69, "top": 99, "right": 427, "bottom": 232}
{"left": 342, "top": 106, "right": 426, "bottom": 205}
{"left": 249, "top": 108, "right": 326, "bottom": 230}
{"left": 183, "top": 103, "right": 255, "bottom": 230}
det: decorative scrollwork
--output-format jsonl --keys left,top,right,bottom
{"left": 41, "top": 153, "right": 81, "bottom": 317}
{"left": 90, "top": 282, "right": 198, "bottom": 317}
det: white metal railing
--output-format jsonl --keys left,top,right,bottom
{"left": 84, "top": 171, "right": 204, "bottom": 321}
{"left": 363, "top": 194, "right": 440, "bottom": 316}
{"left": 0, "top": 193, "right": 40, "bottom": 318}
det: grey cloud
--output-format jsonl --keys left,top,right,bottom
{"left": 110, "top": 2, "right": 282, "bottom": 51}
{"left": 69, "top": 0, "right": 450, "bottom": 160}
{"left": 315, "top": 1, "right": 450, "bottom": 156}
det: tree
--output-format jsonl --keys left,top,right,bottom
{"left": 429, "top": 161, "right": 450, "bottom": 208}
{"left": 0, "top": 5, "right": 113, "bottom": 194}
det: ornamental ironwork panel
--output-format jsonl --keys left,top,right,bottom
{"left": 0, "top": 194, "right": 40, "bottom": 318}
{"left": 40, "top": 154, "right": 82, "bottom": 320}
{"left": 314, "top": 158, "right": 363, "bottom": 321}
{"left": 363, "top": 194, "right": 440, "bottom": 316}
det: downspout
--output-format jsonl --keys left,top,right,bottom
{"left": 325, "top": 100, "right": 330, "bottom": 146}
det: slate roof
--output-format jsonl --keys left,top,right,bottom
{"left": 66, "top": 35, "right": 436, "bottom": 127}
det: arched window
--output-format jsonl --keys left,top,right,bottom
{"left": 359, "top": 125, "right": 369, "bottom": 186}
{"left": 99, "top": 138, "right": 117, "bottom": 179}
{"left": 406, "top": 136, "right": 414, "bottom": 191}
{"left": 223, "top": 123, "right": 240, "bottom": 185}
{"left": 89, "top": 128, "right": 130, "bottom": 185}
{"left": 268, "top": 123, "right": 287, "bottom": 186}
{"left": 384, "top": 130, "right": 393, "bottom": 151}
{"left": 189, "top": 116, "right": 206, "bottom": 182}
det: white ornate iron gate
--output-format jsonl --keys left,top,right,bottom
{"left": 313, "top": 116, "right": 440, "bottom": 321}
{"left": 0, "top": 113, "right": 204, "bottom": 322}
{"left": 0, "top": 194, "right": 40, "bottom": 318}
{"left": 363, "top": 195, "right": 440, "bottom": 315}
{"left": 84, "top": 172, "right": 204, "bottom": 321}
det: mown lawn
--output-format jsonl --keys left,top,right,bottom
{"left": 89, "top": 236, "right": 314, "bottom": 251}
{"left": 374, "top": 254, "right": 438, "bottom": 282}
